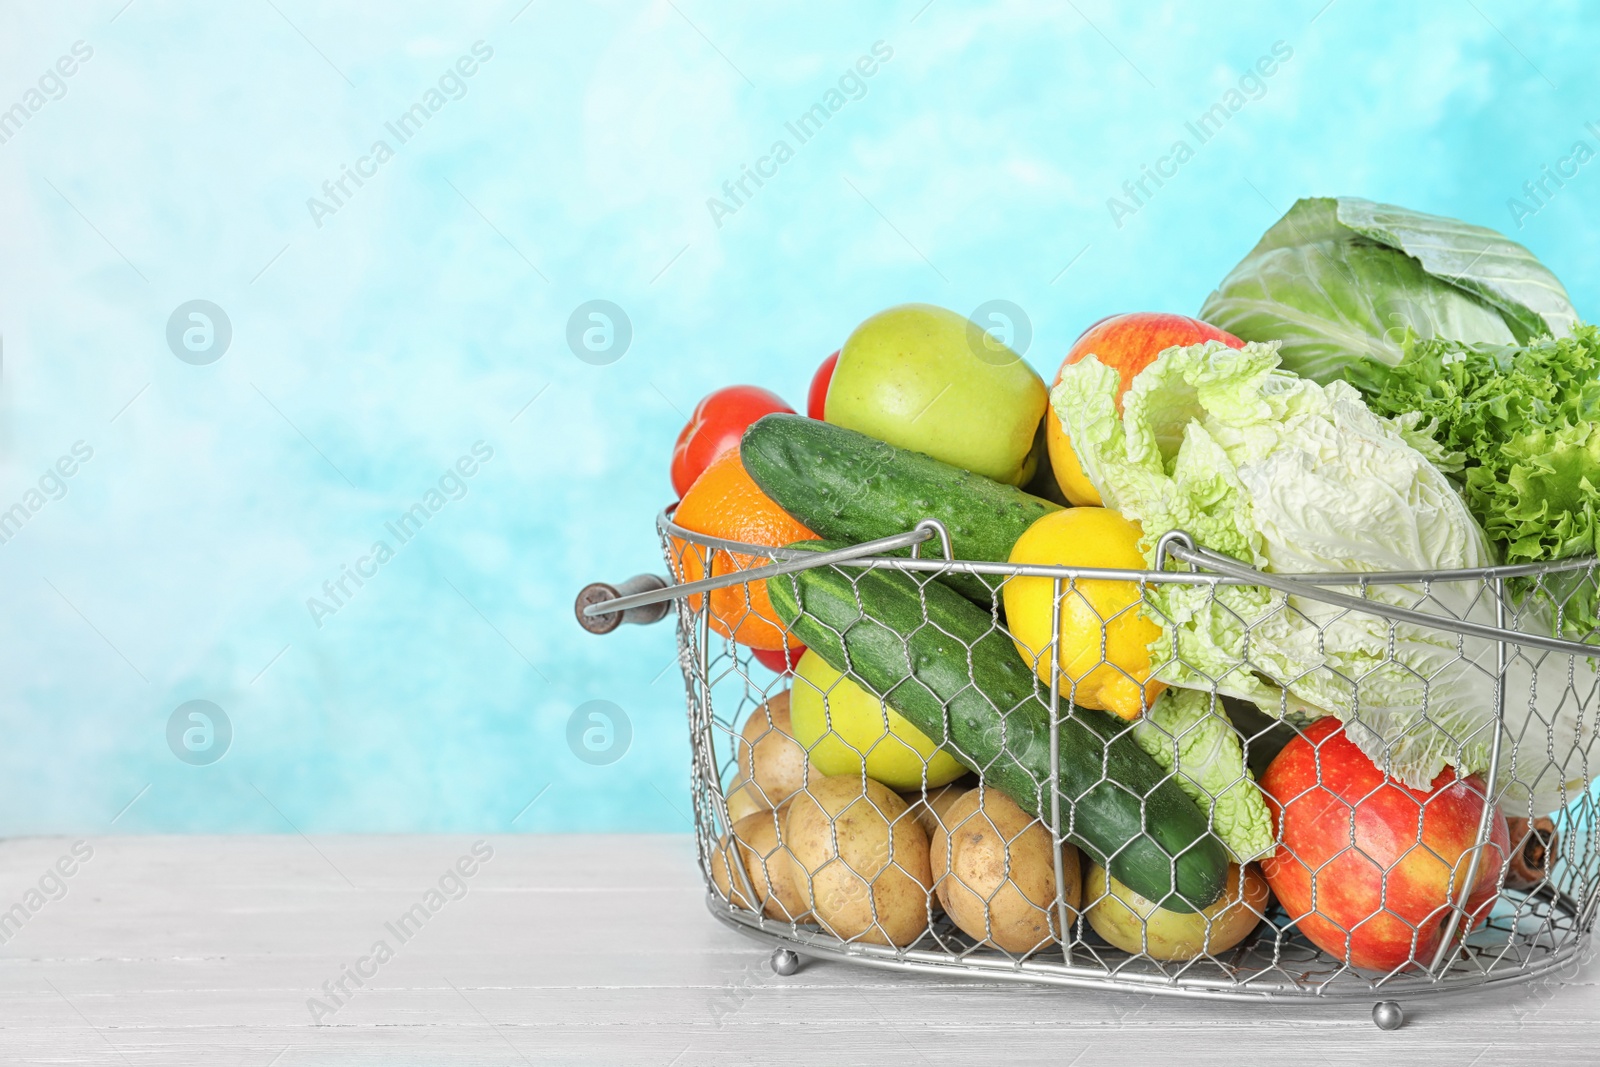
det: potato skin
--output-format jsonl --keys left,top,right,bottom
{"left": 735, "top": 691, "right": 817, "bottom": 807}
{"left": 932, "top": 789, "right": 1081, "bottom": 954}
{"left": 785, "top": 776, "right": 933, "bottom": 946}
{"left": 725, "top": 777, "right": 768, "bottom": 824}
{"left": 902, "top": 781, "right": 973, "bottom": 841}
{"left": 709, "top": 808, "right": 809, "bottom": 922}
{"left": 724, "top": 692, "right": 820, "bottom": 827}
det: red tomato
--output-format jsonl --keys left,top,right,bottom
{"left": 752, "top": 641, "right": 806, "bottom": 674}
{"left": 670, "top": 386, "right": 794, "bottom": 498}
{"left": 807, "top": 351, "right": 840, "bottom": 420}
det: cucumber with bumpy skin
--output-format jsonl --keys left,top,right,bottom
{"left": 767, "top": 542, "right": 1228, "bottom": 913}
{"left": 741, "top": 413, "right": 1059, "bottom": 604}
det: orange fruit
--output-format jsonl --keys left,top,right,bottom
{"left": 671, "top": 445, "right": 818, "bottom": 650}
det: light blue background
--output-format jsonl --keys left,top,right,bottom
{"left": 2, "top": 0, "right": 1596, "bottom": 833}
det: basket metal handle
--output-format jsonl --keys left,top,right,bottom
{"left": 574, "top": 574, "right": 674, "bottom": 634}
{"left": 574, "top": 520, "right": 949, "bottom": 633}
{"left": 579, "top": 519, "right": 1598, "bottom": 657}
{"left": 1163, "top": 536, "right": 1599, "bottom": 659}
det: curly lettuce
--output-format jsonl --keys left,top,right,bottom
{"left": 1363, "top": 327, "right": 1600, "bottom": 637}
{"left": 1052, "top": 339, "right": 1594, "bottom": 814}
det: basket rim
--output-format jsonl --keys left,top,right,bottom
{"left": 705, "top": 892, "right": 1594, "bottom": 1002}
{"left": 653, "top": 508, "right": 1600, "bottom": 657}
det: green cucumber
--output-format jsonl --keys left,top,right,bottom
{"left": 768, "top": 542, "right": 1228, "bottom": 913}
{"left": 741, "top": 413, "right": 1059, "bottom": 604}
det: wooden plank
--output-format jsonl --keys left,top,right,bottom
{"left": 0, "top": 835, "right": 1591, "bottom": 1065}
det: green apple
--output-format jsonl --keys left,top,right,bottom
{"left": 789, "top": 651, "right": 966, "bottom": 791}
{"left": 825, "top": 303, "right": 1048, "bottom": 485}
{"left": 1085, "top": 862, "right": 1268, "bottom": 960}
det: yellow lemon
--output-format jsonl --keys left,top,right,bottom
{"left": 789, "top": 651, "right": 966, "bottom": 791}
{"left": 1003, "top": 508, "right": 1164, "bottom": 719}
{"left": 1044, "top": 414, "right": 1103, "bottom": 506}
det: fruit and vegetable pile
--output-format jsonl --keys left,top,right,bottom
{"left": 660, "top": 197, "right": 1593, "bottom": 972}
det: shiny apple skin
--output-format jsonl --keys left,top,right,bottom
{"left": 1260, "top": 717, "right": 1509, "bottom": 973}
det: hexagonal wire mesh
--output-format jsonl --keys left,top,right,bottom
{"left": 642, "top": 510, "right": 1600, "bottom": 1003}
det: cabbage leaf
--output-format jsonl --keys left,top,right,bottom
{"left": 1199, "top": 197, "right": 1577, "bottom": 386}
{"left": 1132, "top": 688, "right": 1273, "bottom": 862}
{"left": 1052, "top": 340, "right": 1595, "bottom": 815}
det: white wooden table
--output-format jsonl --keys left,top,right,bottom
{"left": 0, "top": 835, "right": 1591, "bottom": 1065}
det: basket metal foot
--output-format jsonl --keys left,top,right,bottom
{"left": 770, "top": 947, "right": 802, "bottom": 977}
{"left": 1372, "top": 1001, "right": 1404, "bottom": 1031}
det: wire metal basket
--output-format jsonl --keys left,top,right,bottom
{"left": 577, "top": 511, "right": 1600, "bottom": 1029}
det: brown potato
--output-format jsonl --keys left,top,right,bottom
{"left": 1085, "top": 862, "right": 1267, "bottom": 960}
{"left": 735, "top": 692, "right": 818, "bottom": 807}
{"left": 932, "top": 789, "right": 1081, "bottom": 955}
{"left": 709, "top": 808, "right": 810, "bottom": 922}
{"left": 785, "top": 776, "right": 932, "bottom": 946}
{"left": 903, "top": 782, "right": 972, "bottom": 840}
{"left": 725, "top": 777, "right": 768, "bottom": 824}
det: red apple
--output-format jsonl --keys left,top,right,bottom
{"left": 807, "top": 351, "right": 839, "bottom": 420}
{"left": 1046, "top": 313, "right": 1242, "bottom": 505}
{"left": 1260, "top": 717, "right": 1509, "bottom": 973}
